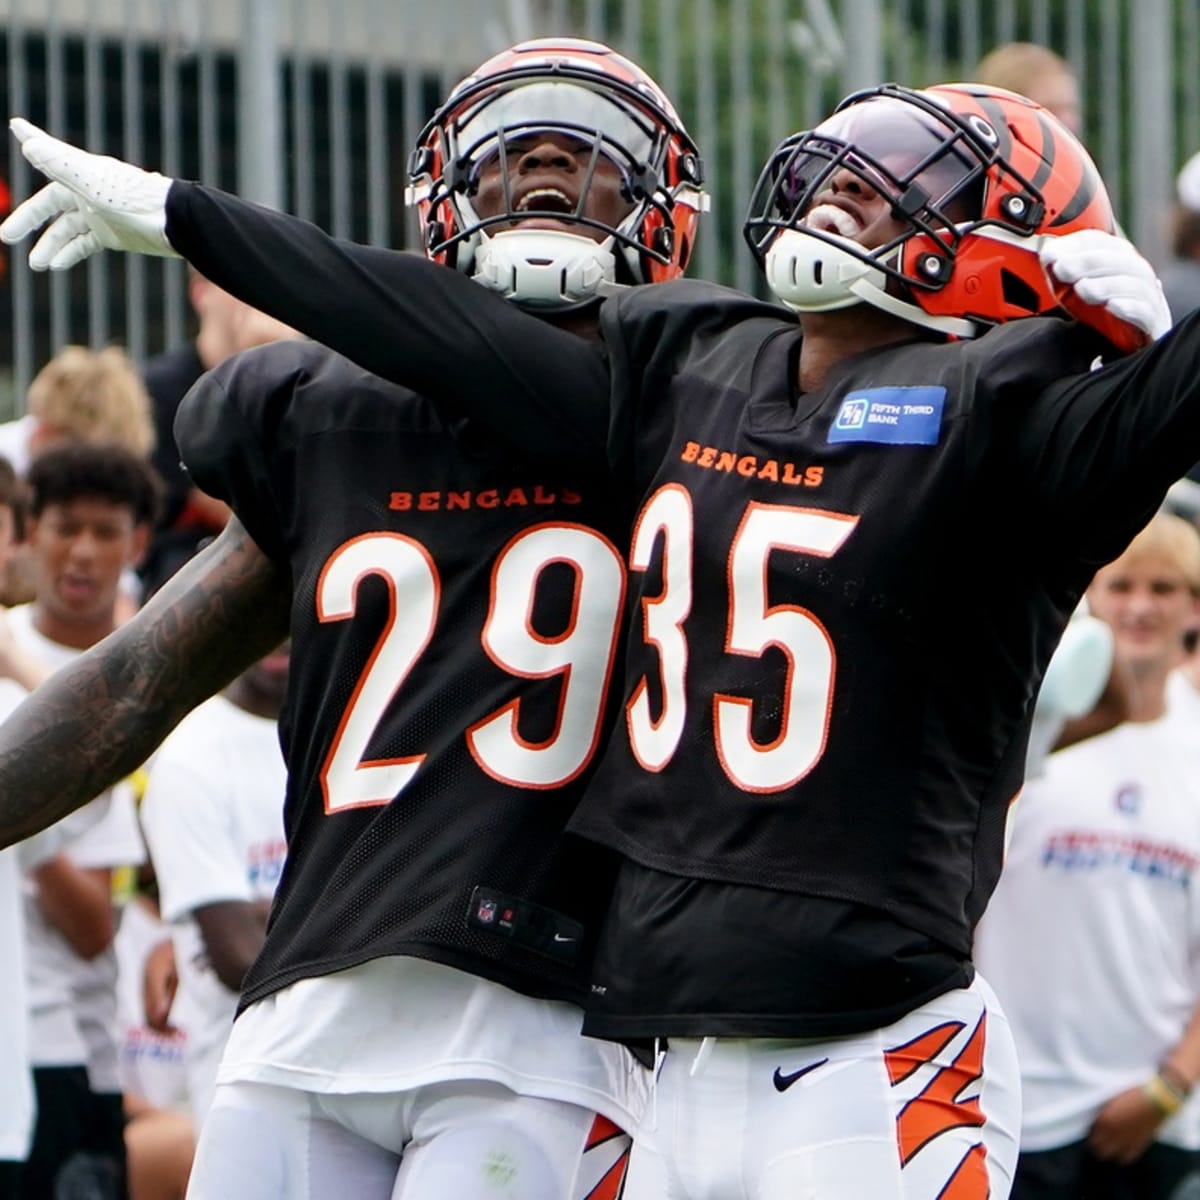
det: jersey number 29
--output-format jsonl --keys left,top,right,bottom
{"left": 316, "top": 525, "right": 625, "bottom": 812}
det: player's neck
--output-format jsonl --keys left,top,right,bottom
{"left": 1122, "top": 664, "right": 1171, "bottom": 723}
{"left": 796, "top": 306, "right": 928, "bottom": 394}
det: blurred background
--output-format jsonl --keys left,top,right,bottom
{"left": 1, "top": 0, "right": 1197, "bottom": 410}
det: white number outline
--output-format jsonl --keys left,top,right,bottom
{"left": 317, "top": 524, "right": 625, "bottom": 812}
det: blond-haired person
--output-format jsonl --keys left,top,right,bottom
{"left": 0, "top": 345, "right": 155, "bottom": 478}
{"left": 0, "top": 345, "right": 157, "bottom": 610}
{"left": 975, "top": 42, "right": 1082, "bottom": 136}
{"left": 978, "top": 513, "right": 1200, "bottom": 1199}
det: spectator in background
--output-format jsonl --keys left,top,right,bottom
{"left": 0, "top": 344, "right": 155, "bottom": 479}
{"left": 115, "top": 869, "right": 194, "bottom": 1200}
{"left": 972, "top": 47, "right": 1157, "bottom": 769}
{"left": 13, "top": 442, "right": 160, "bottom": 1200}
{"left": 977, "top": 513, "right": 1200, "bottom": 1200}
{"left": 974, "top": 41, "right": 1082, "bottom": 136}
{"left": 0, "top": 344, "right": 157, "bottom": 612}
{"left": 0, "top": 455, "right": 44, "bottom": 1196}
{"left": 138, "top": 645, "right": 288, "bottom": 1123}
{"left": 1162, "top": 152, "right": 1200, "bottom": 324}
{"left": 138, "top": 271, "right": 297, "bottom": 598}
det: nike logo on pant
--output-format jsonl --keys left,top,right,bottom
{"left": 772, "top": 1058, "right": 829, "bottom": 1092}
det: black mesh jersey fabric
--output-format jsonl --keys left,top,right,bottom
{"left": 162, "top": 182, "right": 1200, "bottom": 1031}
{"left": 177, "top": 340, "right": 625, "bottom": 1011}
{"left": 569, "top": 286, "right": 1200, "bottom": 971}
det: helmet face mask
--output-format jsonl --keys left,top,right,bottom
{"left": 408, "top": 38, "right": 707, "bottom": 309}
{"left": 764, "top": 95, "right": 989, "bottom": 265}
{"left": 746, "top": 82, "right": 1133, "bottom": 346}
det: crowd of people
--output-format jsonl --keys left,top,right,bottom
{"left": 0, "top": 277, "right": 297, "bottom": 1198}
{"left": 0, "top": 30, "right": 1194, "bottom": 1200}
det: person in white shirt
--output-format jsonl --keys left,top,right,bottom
{"left": 139, "top": 647, "right": 288, "bottom": 1123}
{"left": 977, "top": 512, "right": 1200, "bottom": 1199}
{"left": 0, "top": 453, "right": 52, "bottom": 1196}
{"left": 13, "top": 442, "right": 159, "bottom": 1199}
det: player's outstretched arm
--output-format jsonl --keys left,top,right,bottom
{"left": 0, "top": 518, "right": 289, "bottom": 848}
{"left": 0, "top": 120, "right": 611, "bottom": 459}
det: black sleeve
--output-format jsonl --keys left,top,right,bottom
{"left": 164, "top": 180, "right": 611, "bottom": 462}
{"left": 1007, "top": 309, "right": 1200, "bottom": 567}
{"left": 173, "top": 349, "right": 292, "bottom": 564}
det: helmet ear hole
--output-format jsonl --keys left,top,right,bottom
{"left": 1000, "top": 268, "right": 1040, "bottom": 313}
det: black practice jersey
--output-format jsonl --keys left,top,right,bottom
{"left": 175, "top": 340, "right": 628, "bottom": 1010}
{"left": 163, "top": 182, "right": 1200, "bottom": 1035}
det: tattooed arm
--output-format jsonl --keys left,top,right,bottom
{"left": 0, "top": 516, "right": 290, "bottom": 847}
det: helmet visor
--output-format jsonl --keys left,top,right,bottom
{"left": 456, "top": 81, "right": 657, "bottom": 177}
{"left": 776, "top": 95, "right": 984, "bottom": 223}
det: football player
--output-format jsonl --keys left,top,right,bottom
{"left": 0, "top": 81, "right": 1187, "bottom": 1199}
{"left": 0, "top": 38, "right": 705, "bottom": 1200}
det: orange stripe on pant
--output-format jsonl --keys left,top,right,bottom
{"left": 885, "top": 1013, "right": 989, "bottom": 1198}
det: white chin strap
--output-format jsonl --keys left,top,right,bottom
{"left": 764, "top": 229, "right": 979, "bottom": 339}
{"left": 471, "top": 228, "right": 617, "bottom": 309}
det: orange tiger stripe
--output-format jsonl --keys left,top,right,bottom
{"left": 938, "top": 1141, "right": 989, "bottom": 1200}
{"left": 884, "top": 1020, "right": 964, "bottom": 1086}
{"left": 576, "top": 1115, "right": 630, "bottom": 1200}
{"left": 585, "top": 1115, "right": 624, "bottom": 1150}
{"left": 579, "top": 1154, "right": 629, "bottom": 1200}
{"left": 893, "top": 1015, "right": 987, "bottom": 1167}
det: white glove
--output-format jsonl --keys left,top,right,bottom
{"left": 0, "top": 117, "right": 178, "bottom": 270}
{"left": 1040, "top": 228, "right": 1171, "bottom": 342}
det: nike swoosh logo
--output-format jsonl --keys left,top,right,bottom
{"left": 552, "top": 933, "right": 577, "bottom": 943}
{"left": 772, "top": 1058, "right": 829, "bottom": 1093}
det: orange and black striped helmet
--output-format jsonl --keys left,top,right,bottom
{"left": 406, "top": 37, "right": 706, "bottom": 300}
{"left": 745, "top": 82, "right": 1142, "bottom": 350}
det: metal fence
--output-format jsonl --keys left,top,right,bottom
{"left": 1, "top": 0, "right": 1196, "bottom": 411}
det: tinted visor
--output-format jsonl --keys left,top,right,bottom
{"left": 776, "top": 95, "right": 984, "bottom": 221}
{"left": 456, "top": 81, "right": 657, "bottom": 178}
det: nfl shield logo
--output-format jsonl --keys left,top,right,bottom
{"left": 476, "top": 898, "right": 497, "bottom": 924}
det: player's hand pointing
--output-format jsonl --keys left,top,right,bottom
{"left": 0, "top": 117, "right": 178, "bottom": 269}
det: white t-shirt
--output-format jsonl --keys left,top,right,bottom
{"left": 0, "top": 414, "right": 36, "bottom": 477}
{"left": 218, "top": 957, "right": 650, "bottom": 1134}
{"left": 10, "top": 604, "right": 145, "bottom": 1091}
{"left": 1167, "top": 668, "right": 1200, "bottom": 728}
{"left": 0, "top": 677, "right": 34, "bottom": 1160}
{"left": 114, "top": 896, "right": 189, "bottom": 1111}
{"left": 138, "top": 693, "right": 286, "bottom": 1120}
{"left": 976, "top": 714, "right": 1200, "bottom": 1151}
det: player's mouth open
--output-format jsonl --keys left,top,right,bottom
{"left": 516, "top": 188, "right": 575, "bottom": 214}
{"left": 803, "top": 203, "right": 864, "bottom": 238}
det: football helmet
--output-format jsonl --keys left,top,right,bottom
{"left": 744, "top": 82, "right": 1143, "bottom": 350}
{"left": 407, "top": 37, "right": 707, "bottom": 309}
